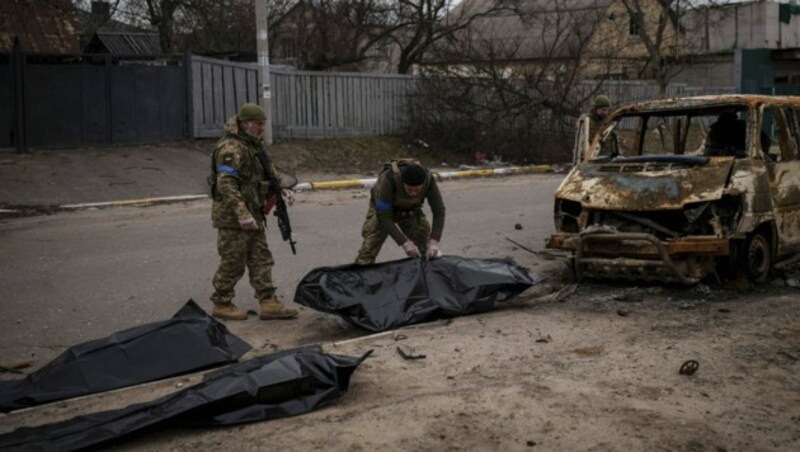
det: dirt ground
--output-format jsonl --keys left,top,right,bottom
{"left": 1, "top": 196, "right": 798, "bottom": 450}
{"left": 0, "top": 136, "right": 469, "bottom": 209}
{"left": 1, "top": 138, "right": 798, "bottom": 449}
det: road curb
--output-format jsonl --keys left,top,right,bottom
{"left": 52, "top": 165, "right": 553, "bottom": 212}
{"left": 293, "top": 164, "right": 552, "bottom": 191}
{"left": 60, "top": 194, "right": 209, "bottom": 210}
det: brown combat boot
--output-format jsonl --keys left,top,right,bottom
{"left": 212, "top": 303, "right": 248, "bottom": 321}
{"left": 259, "top": 298, "right": 298, "bottom": 320}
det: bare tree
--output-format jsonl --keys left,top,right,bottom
{"left": 619, "top": 0, "right": 735, "bottom": 95}
{"left": 406, "top": 2, "right": 613, "bottom": 163}
{"left": 180, "top": 0, "right": 256, "bottom": 56}
{"left": 105, "top": 0, "right": 290, "bottom": 56}
{"left": 269, "top": 0, "right": 393, "bottom": 70}
{"left": 269, "top": 0, "right": 514, "bottom": 73}
{"left": 388, "top": 0, "right": 512, "bottom": 74}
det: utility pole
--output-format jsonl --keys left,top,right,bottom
{"left": 255, "top": 0, "right": 273, "bottom": 145}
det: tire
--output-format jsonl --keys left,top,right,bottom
{"left": 742, "top": 232, "right": 772, "bottom": 283}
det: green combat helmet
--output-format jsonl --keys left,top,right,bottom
{"left": 592, "top": 94, "right": 611, "bottom": 110}
{"left": 238, "top": 103, "right": 266, "bottom": 121}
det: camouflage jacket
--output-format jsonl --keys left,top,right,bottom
{"left": 371, "top": 160, "right": 445, "bottom": 245}
{"left": 589, "top": 113, "right": 619, "bottom": 157}
{"left": 211, "top": 115, "right": 282, "bottom": 229}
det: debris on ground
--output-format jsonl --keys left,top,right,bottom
{"left": 679, "top": 359, "right": 700, "bottom": 375}
{"left": 396, "top": 346, "right": 426, "bottom": 360}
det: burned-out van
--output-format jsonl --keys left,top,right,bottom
{"left": 547, "top": 95, "right": 800, "bottom": 284}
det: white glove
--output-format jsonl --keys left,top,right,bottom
{"left": 282, "top": 188, "right": 295, "bottom": 206}
{"left": 239, "top": 216, "right": 258, "bottom": 230}
{"left": 426, "top": 239, "right": 440, "bottom": 259}
{"left": 402, "top": 240, "right": 421, "bottom": 258}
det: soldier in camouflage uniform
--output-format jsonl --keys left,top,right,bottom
{"left": 355, "top": 160, "right": 445, "bottom": 265}
{"left": 209, "top": 103, "right": 298, "bottom": 321}
{"left": 587, "top": 94, "right": 619, "bottom": 157}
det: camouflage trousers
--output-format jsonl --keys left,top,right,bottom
{"left": 211, "top": 227, "right": 275, "bottom": 305}
{"left": 355, "top": 206, "right": 431, "bottom": 265}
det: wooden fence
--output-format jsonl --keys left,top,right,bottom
{"left": 190, "top": 57, "right": 417, "bottom": 139}
{"left": 0, "top": 49, "right": 745, "bottom": 149}
{"left": 190, "top": 55, "right": 735, "bottom": 140}
{"left": 271, "top": 68, "right": 416, "bottom": 139}
{"left": 190, "top": 55, "right": 259, "bottom": 138}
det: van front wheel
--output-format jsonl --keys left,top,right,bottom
{"left": 742, "top": 232, "right": 771, "bottom": 283}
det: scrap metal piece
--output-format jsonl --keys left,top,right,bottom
{"left": 396, "top": 346, "right": 426, "bottom": 360}
{"left": 294, "top": 256, "right": 540, "bottom": 332}
{"left": 505, "top": 237, "right": 540, "bottom": 255}
{"left": 679, "top": 359, "right": 700, "bottom": 375}
{"left": 0, "top": 347, "right": 370, "bottom": 451}
{"left": 0, "top": 300, "right": 251, "bottom": 412}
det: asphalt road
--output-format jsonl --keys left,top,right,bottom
{"left": 0, "top": 174, "right": 563, "bottom": 365}
{"left": 3, "top": 172, "right": 799, "bottom": 451}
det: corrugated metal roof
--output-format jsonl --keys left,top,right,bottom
{"left": 85, "top": 31, "right": 162, "bottom": 56}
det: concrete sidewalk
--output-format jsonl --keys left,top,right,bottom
{"left": 0, "top": 142, "right": 211, "bottom": 208}
{"left": 0, "top": 143, "right": 553, "bottom": 212}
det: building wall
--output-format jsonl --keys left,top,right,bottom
{"left": 668, "top": 57, "right": 735, "bottom": 88}
{"left": 588, "top": 0, "right": 682, "bottom": 61}
{"left": 698, "top": 2, "right": 800, "bottom": 51}
{"left": 776, "top": 59, "right": 800, "bottom": 85}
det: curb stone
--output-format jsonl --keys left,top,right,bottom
{"left": 53, "top": 165, "right": 553, "bottom": 212}
{"left": 293, "top": 164, "right": 553, "bottom": 191}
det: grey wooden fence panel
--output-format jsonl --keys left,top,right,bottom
{"left": 268, "top": 68, "right": 416, "bottom": 139}
{"left": 190, "top": 55, "right": 733, "bottom": 140}
{"left": 191, "top": 55, "right": 258, "bottom": 138}
{"left": 221, "top": 66, "right": 235, "bottom": 120}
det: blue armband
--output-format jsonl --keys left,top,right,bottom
{"left": 217, "top": 165, "right": 239, "bottom": 175}
{"left": 375, "top": 199, "right": 393, "bottom": 212}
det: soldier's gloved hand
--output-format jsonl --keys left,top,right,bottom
{"left": 263, "top": 196, "right": 277, "bottom": 215}
{"left": 239, "top": 216, "right": 258, "bottom": 230}
{"left": 282, "top": 188, "right": 295, "bottom": 206}
{"left": 426, "top": 239, "right": 440, "bottom": 260}
{"left": 402, "top": 240, "right": 421, "bottom": 258}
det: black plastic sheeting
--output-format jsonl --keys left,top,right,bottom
{"left": 294, "top": 256, "right": 540, "bottom": 332}
{"left": 0, "top": 346, "right": 369, "bottom": 451}
{"left": 0, "top": 300, "right": 251, "bottom": 412}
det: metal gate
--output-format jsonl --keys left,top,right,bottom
{"left": 1, "top": 42, "right": 188, "bottom": 150}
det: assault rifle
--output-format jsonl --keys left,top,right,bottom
{"left": 255, "top": 150, "right": 297, "bottom": 255}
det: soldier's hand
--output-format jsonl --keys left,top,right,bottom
{"left": 282, "top": 188, "right": 295, "bottom": 206}
{"left": 239, "top": 216, "right": 258, "bottom": 230}
{"left": 402, "top": 240, "right": 421, "bottom": 258}
{"left": 263, "top": 196, "right": 277, "bottom": 214}
{"left": 426, "top": 239, "right": 440, "bottom": 260}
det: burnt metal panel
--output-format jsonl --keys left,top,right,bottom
{"left": 556, "top": 158, "right": 735, "bottom": 210}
